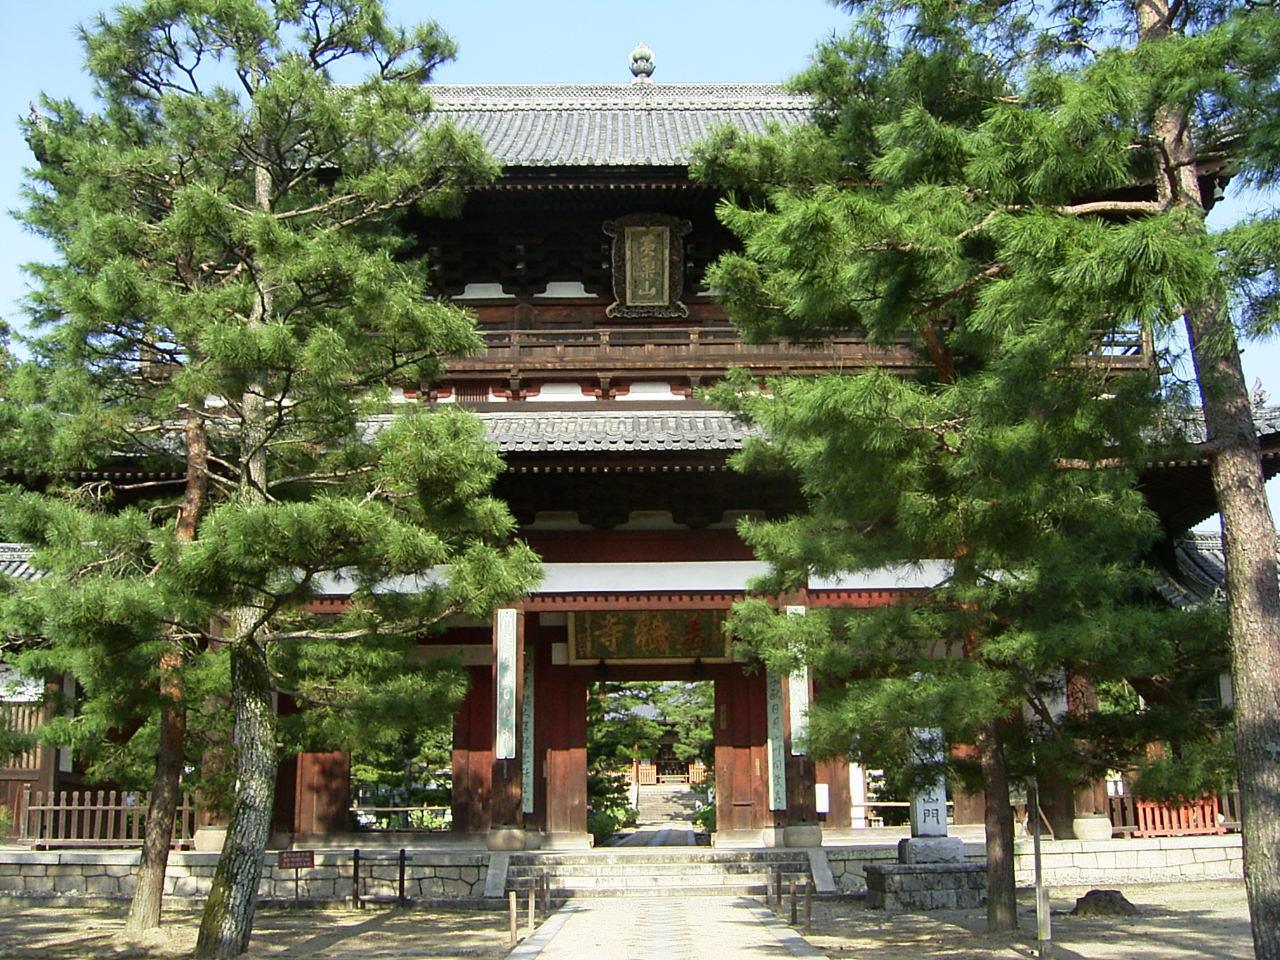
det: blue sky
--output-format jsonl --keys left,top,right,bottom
{"left": 1, "top": 0, "right": 1275, "bottom": 524}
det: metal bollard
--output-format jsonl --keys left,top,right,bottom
{"left": 509, "top": 890, "right": 518, "bottom": 945}
{"left": 398, "top": 848, "right": 407, "bottom": 906}
{"left": 352, "top": 848, "right": 361, "bottom": 909}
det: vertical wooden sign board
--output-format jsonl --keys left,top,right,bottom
{"left": 521, "top": 652, "right": 534, "bottom": 814}
{"left": 784, "top": 606, "right": 810, "bottom": 756}
{"left": 495, "top": 609, "right": 518, "bottom": 761}
{"left": 766, "top": 669, "right": 787, "bottom": 811}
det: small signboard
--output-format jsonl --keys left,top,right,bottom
{"left": 277, "top": 850, "right": 314, "bottom": 870}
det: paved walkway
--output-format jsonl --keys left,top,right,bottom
{"left": 612, "top": 821, "right": 698, "bottom": 846}
{"left": 510, "top": 896, "right": 820, "bottom": 959}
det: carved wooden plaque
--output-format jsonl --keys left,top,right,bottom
{"left": 568, "top": 609, "right": 729, "bottom": 663}
{"left": 604, "top": 213, "right": 691, "bottom": 319}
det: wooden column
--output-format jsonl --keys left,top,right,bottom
{"left": 713, "top": 669, "right": 768, "bottom": 841}
{"left": 540, "top": 662, "right": 588, "bottom": 845}
{"left": 451, "top": 665, "right": 494, "bottom": 833}
{"left": 293, "top": 751, "right": 350, "bottom": 835}
{"left": 488, "top": 607, "right": 526, "bottom": 848}
{"left": 815, "top": 757, "right": 852, "bottom": 830}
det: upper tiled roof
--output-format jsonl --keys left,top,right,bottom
{"left": 426, "top": 83, "right": 812, "bottom": 167}
{"left": 479, "top": 409, "right": 754, "bottom": 453}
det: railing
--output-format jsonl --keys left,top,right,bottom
{"left": 350, "top": 805, "right": 452, "bottom": 831}
{"left": 851, "top": 800, "right": 955, "bottom": 828}
{"left": 20, "top": 788, "right": 196, "bottom": 848}
{"left": 632, "top": 761, "right": 707, "bottom": 786}
{"left": 1, "top": 702, "right": 43, "bottom": 771}
{"left": 1107, "top": 791, "right": 1239, "bottom": 838}
{"left": 463, "top": 325, "right": 1150, "bottom": 367}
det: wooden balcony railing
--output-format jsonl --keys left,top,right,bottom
{"left": 445, "top": 325, "right": 1151, "bottom": 379}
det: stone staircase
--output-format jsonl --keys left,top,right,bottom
{"left": 506, "top": 848, "right": 812, "bottom": 898}
{"left": 635, "top": 784, "right": 701, "bottom": 824}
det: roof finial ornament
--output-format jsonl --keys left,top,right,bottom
{"left": 630, "top": 42, "right": 655, "bottom": 82}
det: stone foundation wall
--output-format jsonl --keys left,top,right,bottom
{"left": 1011, "top": 834, "right": 1243, "bottom": 886}
{"left": 0, "top": 849, "right": 488, "bottom": 902}
{"left": 827, "top": 835, "right": 1242, "bottom": 893}
{"left": 865, "top": 862, "right": 986, "bottom": 910}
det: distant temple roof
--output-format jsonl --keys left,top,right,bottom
{"left": 426, "top": 83, "right": 812, "bottom": 167}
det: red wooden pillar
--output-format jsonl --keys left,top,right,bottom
{"left": 540, "top": 662, "right": 588, "bottom": 845}
{"left": 451, "top": 665, "right": 494, "bottom": 833}
{"left": 293, "top": 751, "right": 350, "bottom": 835}
{"left": 816, "top": 757, "right": 852, "bottom": 830}
{"left": 713, "top": 669, "right": 768, "bottom": 842}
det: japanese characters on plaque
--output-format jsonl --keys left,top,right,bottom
{"left": 568, "top": 610, "right": 729, "bottom": 663}
{"left": 494, "top": 608, "right": 518, "bottom": 760}
{"left": 784, "top": 605, "right": 810, "bottom": 756}
{"left": 521, "top": 651, "right": 534, "bottom": 813}
{"left": 604, "top": 213, "right": 691, "bottom": 319}
{"left": 766, "top": 668, "right": 788, "bottom": 811}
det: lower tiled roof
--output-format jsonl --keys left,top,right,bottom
{"left": 478, "top": 409, "right": 753, "bottom": 453}
{"left": 0, "top": 544, "right": 36, "bottom": 582}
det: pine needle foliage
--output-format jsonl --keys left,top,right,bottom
{"left": 692, "top": 6, "right": 1244, "bottom": 930}
{"left": 2, "top": 3, "right": 540, "bottom": 953}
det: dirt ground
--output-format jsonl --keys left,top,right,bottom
{"left": 0, "top": 903, "right": 520, "bottom": 959}
{"left": 0, "top": 881, "right": 1254, "bottom": 959}
{"left": 788, "top": 880, "right": 1253, "bottom": 960}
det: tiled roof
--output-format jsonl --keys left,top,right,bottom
{"left": 1161, "top": 531, "right": 1279, "bottom": 606}
{"left": 1165, "top": 405, "right": 1280, "bottom": 446}
{"left": 479, "top": 409, "right": 754, "bottom": 453}
{"left": 426, "top": 83, "right": 812, "bottom": 167}
{"left": 0, "top": 544, "right": 37, "bottom": 582}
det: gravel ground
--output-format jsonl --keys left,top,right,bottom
{"left": 0, "top": 903, "right": 520, "bottom": 959}
{"left": 0, "top": 881, "right": 1253, "bottom": 959}
{"left": 785, "top": 880, "right": 1252, "bottom": 960}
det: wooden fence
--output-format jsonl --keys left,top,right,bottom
{"left": 1107, "top": 791, "right": 1239, "bottom": 838}
{"left": 20, "top": 788, "right": 197, "bottom": 849}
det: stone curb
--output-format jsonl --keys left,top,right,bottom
{"left": 505, "top": 900, "right": 582, "bottom": 959}
{"left": 742, "top": 898, "right": 823, "bottom": 958}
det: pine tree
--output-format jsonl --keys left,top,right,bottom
{"left": 694, "top": 10, "right": 1239, "bottom": 931}
{"left": 5, "top": 3, "right": 540, "bottom": 955}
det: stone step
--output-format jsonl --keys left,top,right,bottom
{"left": 509, "top": 850, "right": 809, "bottom": 866}
{"left": 508, "top": 861, "right": 807, "bottom": 879}
{"left": 558, "top": 883, "right": 770, "bottom": 898}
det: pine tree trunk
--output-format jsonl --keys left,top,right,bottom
{"left": 1135, "top": 4, "right": 1280, "bottom": 957}
{"left": 193, "top": 637, "right": 276, "bottom": 959}
{"left": 123, "top": 651, "right": 186, "bottom": 935}
{"left": 977, "top": 721, "right": 1017, "bottom": 932}
{"left": 125, "top": 410, "right": 207, "bottom": 936}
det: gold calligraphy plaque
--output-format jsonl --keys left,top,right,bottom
{"left": 568, "top": 610, "right": 730, "bottom": 664}
{"left": 624, "top": 227, "right": 670, "bottom": 306}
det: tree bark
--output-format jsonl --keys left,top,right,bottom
{"left": 195, "top": 142, "right": 278, "bottom": 957}
{"left": 1135, "top": 3, "right": 1280, "bottom": 957}
{"left": 125, "top": 409, "right": 207, "bottom": 935}
{"left": 977, "top": 721, "right": 1017, "bottom": 932}
{"left": 193, "top": 636, "right": 276, "bottom": 959}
